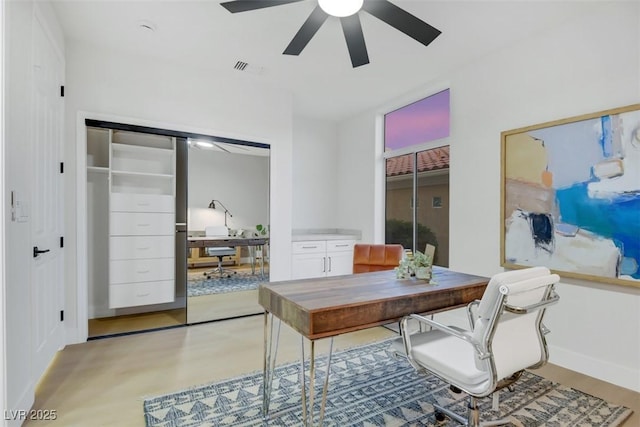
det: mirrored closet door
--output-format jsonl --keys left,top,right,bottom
{"left": 186, "top": 139, "right": 270, "bottom": 324}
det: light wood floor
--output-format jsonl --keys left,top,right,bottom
{"left": 27, "top": 315, "right": 638, "bottom": 426}
{"left": 88, "top": 309, "right": 186, "bottom": 338}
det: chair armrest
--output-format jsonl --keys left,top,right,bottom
{"left": 466, "top": 299, "right": 481, "bottom": 329}
{"left": 400, "top": 314, "right": 490, "bottom": 364}
{"left": 504, "top": 291, "right": 559, "bottom": 314}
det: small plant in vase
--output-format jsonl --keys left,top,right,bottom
{"left": 395, "top": 250, "right": 433, "bottom": 281}
{"left": 254, "top": 224, "right": 269, "bottom": 237}
{"left": 412, "top": 250, "right": 433, "bottom": 280}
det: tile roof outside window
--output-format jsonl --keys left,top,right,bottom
{"left": 386, "top": 146, "right": 449, "bottom": 177}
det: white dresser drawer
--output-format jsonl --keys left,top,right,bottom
{"left": 110, "top": 236, "right": 174, "bottom": 260}
{"left": 327, "top": 240, "right": 355, "bottom": 252}
{"left": 292, "top": 240, "right": 326, "bottom": 254}
{"left": 109, "top": 280, "right": 175, "bottom": 309}
{"left": 110, "top": 193, "right": 174, "bottom": 213}
{"left": 110, "top": 212, "right": 174, "bottom": 236}
{"left": 109, "top": 258, "right": 174, "bottom": 284}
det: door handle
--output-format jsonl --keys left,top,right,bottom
{"left": 33, "top": 246, "right": 50, "bottom": 258}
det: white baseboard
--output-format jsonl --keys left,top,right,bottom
{"left": 65, "top": 326, "right": 83, "bottom": 345}
{"left": 548, "top": 344, "right": 640, "bottom": 392}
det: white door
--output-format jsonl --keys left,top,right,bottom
{"left": 30, "top": 11, "right": 65, "bottom": 380}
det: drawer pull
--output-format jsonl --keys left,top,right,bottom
{"left": 136, "top": 247, "right": 150, "bottom": 250}
{"left": 137, "top": 223, "right": 150, "bottom": 227}
{"left": 136, "top": 293, "right": 150, "bottom": 297}
{"left": 302, "top": 245, "right": 318, "bottom": 249}
{"left": 137, "top": 270, "right": 150, "bottom": 274}
{"left": 137, "top": 202, "right": 150, "bottom": 206}
{"left": 335, "top": 244, "right": 350, "bottom": 247}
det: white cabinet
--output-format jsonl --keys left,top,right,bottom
{"left": 291, "top": 239, "right": 355, "bottom": 279}
{"left": 108, "top": 130, "right": 175, "bottom": 309}
{"left": 325, "top": 240, "right": 355, "bottom": 277}
{"left": 87, "top": 127, "right": 176, "bottom": 312}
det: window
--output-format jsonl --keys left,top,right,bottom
{"left": 384, "top": 89, "right": 450, "bottom": 266}
{"left": 384, "top": 89, "right": 449, "bottom": 152}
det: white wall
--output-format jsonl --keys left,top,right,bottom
{"left": 291, "top": 116, "right": 340, "bottom": 229}
{"left": 336, "top": 113, "right": 379, "bottom": 243}
{"left": 4, "top": 0, "right": 65, "bottom": 421}
{"left": 337, "top": 1, "right": 640, "bottom": 391}
{"left": 0, "top": 1, "right": 6, "bottom": 423}
{"left": 188, "top": 149, "right": 269, "bottom": 232}
{"left": 65, "top": 41, "right": 293, "bottom": 343}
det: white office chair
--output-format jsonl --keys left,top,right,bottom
{"left": 203, "top": 226, "right": 237, "bottom": 279}
{"left": 395, "top": 266, "right": 560, "bottom": 426}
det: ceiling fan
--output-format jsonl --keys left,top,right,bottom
{"left": 220, "top": 0, "right": 441, "bottom": 68}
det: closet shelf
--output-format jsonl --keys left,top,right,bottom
{"left": 87, "top": 166, "right": 109, "bottom": 173}
{"left": 112, "top": 142, "right": 173, "bottom": 155}
{"left": 111, "top": 170, "right": 174, "bottom": 179}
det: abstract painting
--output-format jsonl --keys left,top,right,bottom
{"left": 501, "top": 104, "right": 640, "bottom": 287}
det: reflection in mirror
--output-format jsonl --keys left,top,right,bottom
{"left": 186, "top": 138, "right": 270, "bottom": 324}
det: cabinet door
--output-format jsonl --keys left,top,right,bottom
{"left": 326, "top": 251, "right": 354, "bottom": 277}
{"left": 292, "top": 253, "right": 326, "bottom": 279}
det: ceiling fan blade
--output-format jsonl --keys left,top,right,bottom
{"left": 340, "top": 14, "right": 369, "bottom": 68}
{"left": 283, "top": 6, "right": 328, "bottom": 56}
{"left": 362, "top": 0, "right": 441, "bottom": 47}
{"left": 220, "top": 0, "right": 304, "bottom": 14}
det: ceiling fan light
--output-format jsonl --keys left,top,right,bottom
{"left": 318, "top": 0, "right": 363, "bottom": 17}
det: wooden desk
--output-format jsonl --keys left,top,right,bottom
{"left": 259, "top": 267, "right": 488, "bottom": 340}
{"left": 259, "top": 267, "right": 489, "bottom": 425}
{"left": 187, "top": 236, "right": 269, "bottom": 248}
{"left": 188, "top": 236, "right": 269, "bottom": 276}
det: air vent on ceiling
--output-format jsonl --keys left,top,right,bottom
{"left": 234, "top": 61, "right": 248, "bottom": 71}
{"left": 233, "top": 60, "right": 266, "bottom": 75}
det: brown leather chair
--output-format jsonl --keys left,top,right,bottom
{"left": 353, "top": 244, "right": 404, "bottom": 274}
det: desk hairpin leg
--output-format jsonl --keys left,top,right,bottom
{"left": 260, "top": 244, "right": 266, "bottom": 279}
{"left": 262, "top": 311, "right": 281, "bottom": 424}
{"left": 250, "top": 245, "right": 267, "bottom": 279}
{"left": 250, "top": 246, "right": 256, "bottom": 276}
{"left": 300, "top": 336, "right": 334, "bottom": 427}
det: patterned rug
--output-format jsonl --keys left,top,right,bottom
{"left": 143, "top": 340, "right": 632, "bottom": 426}
{"left": 187, "top": 271, "right": 268, "bottom": 297}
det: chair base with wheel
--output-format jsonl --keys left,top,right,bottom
{"left": 203, "top": 248, "right": 237, "bottom": 279}
{"left": 202, "top": 225, "right": 238, "bottom": 279}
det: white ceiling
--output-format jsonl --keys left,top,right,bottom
{"left": 51, "top": 0, "right": 584, "bottom": 121}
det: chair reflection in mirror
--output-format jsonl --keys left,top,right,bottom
{"left": 203, "top": 225, "right": 237, "bottom": 279}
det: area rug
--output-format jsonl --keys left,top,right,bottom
{"left": 143, "top": 340, "right": 632, "bottom": 427}
{"left": 187, "top": 271, "right": 268, "bottom": 297}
